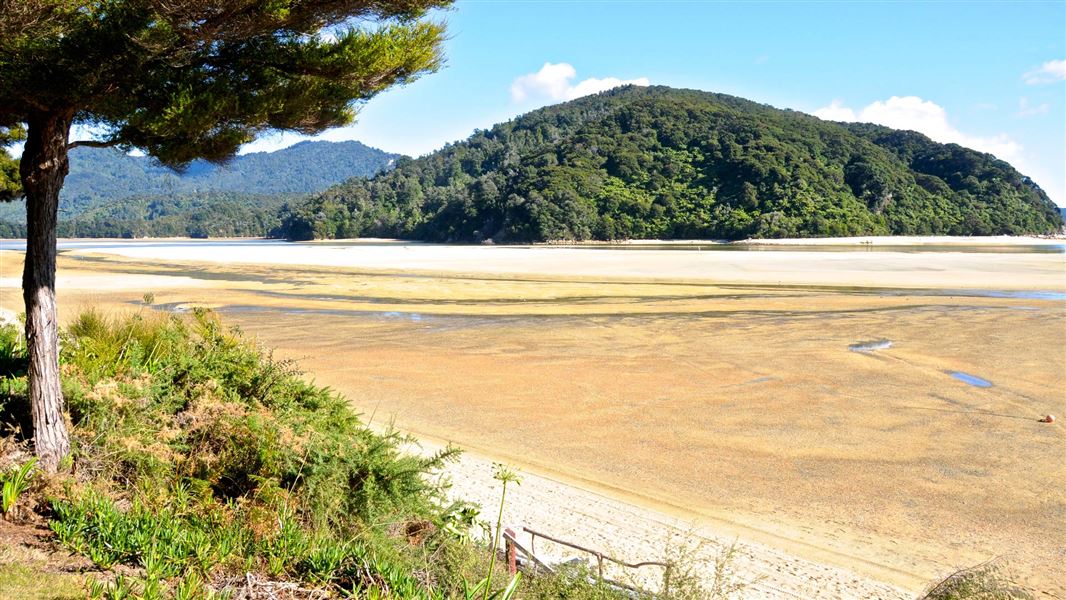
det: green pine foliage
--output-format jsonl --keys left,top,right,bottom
{"left": 275, "top": 86, "right": 1063, "bottom": 242}
{"left": 1, "top": 2, "right": 452, "bottom": 167}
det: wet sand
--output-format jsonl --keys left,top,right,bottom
{"left": 0, "top": 239, "right": 1063, "bottom": 597}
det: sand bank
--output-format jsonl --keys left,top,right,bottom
{"left": 55, "top": 238, "right": 1066, "bottom": 291}
{"left": 734, "top": 235, "right": 1065, "bottom": 246}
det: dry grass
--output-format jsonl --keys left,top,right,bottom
{"left": 0, "top": 522, "right": 88, "bottom": 600}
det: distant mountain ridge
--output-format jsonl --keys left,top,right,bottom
{"left": 0, "top": 140, "right": 401, "bottom": 236}
{"left": 275, "top": 86, "right": 1063, "bottom": 242}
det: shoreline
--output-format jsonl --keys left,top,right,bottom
{"left": 0, "top": 233, "right": 1058, "bottom": 244}
{"left": 407, "top": 435, "right": 914, "bottom": 599}
{"left": 54, "top": 239, "right": 1066, "bottom": 292}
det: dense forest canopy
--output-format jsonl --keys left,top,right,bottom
{"left": 0, "top": 140, "right": 399, "bottom": 235}
{"left": 0, "top": 193, "right": 296, "bottom": 239}
{"left": 275, "top": 86, "right": 1063, "bottom": 242}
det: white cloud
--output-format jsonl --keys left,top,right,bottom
{"left": 510, "top": 63, "right": 576, "bottom": 102}
{"left": 812, "top": 99, "right": 856, "bottom": 122}
{"left": 1022, "top": 59, "right": 1066, "bottom": 85}
{"left": 813, "top": 95, "right": 1022, "bottom": 162}
{"left": 510, "top": 62, "right": 649, "bottom": 103}
{"left": 1016, "top": 97, "right": 1049, "bottom": 118}
{"left": 568, "top": 76, "right": 651, "bottom": 99}
{"left": 813, "top": 95, "right": 1066, "bottom": 206}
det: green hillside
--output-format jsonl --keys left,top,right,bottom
{"left": 0, "top": 193, "right": 297, "bottom": 239}
{"left": 275, "top": 86, "right": 1063, "bottom": 242}
{"left": 0, "top": 140, "right": 400, "bottom": 235}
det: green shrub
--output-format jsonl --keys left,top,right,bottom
{"left": 61, "top": 309, "right": 457, "bottom": 529}
{"left": 1, "top": 308, "right": 474, "bottom": 599}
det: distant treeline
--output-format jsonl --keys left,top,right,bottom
{"left": 0, "top": 140, "right": 398, "bottom": 237}
{"left": 273, "top": 86, "right": 1063, "bottom": 242}
{"left": 0, "top": 193, "right": 293, "bottom": 239}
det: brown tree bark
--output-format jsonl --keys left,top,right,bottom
{"left": 19, "top": 110, "right": 73, "bottom": 473}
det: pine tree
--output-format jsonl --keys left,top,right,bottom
{"left": 0, "top": 0, "right": 452, "bottom": 471}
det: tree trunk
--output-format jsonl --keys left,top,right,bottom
{"left": 19, "top": 111, "right": 73, "bottom": 473}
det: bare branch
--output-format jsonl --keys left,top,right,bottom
{"left": 67, "top": 140, "right": 122, "bottom": 150}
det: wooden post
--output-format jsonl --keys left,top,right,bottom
{"left": 505, "top": 527, "right": 517, "bottom": 575}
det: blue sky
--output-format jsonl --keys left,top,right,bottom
{"left": 252, "top": 1, "right": 1061, "bottom": 206}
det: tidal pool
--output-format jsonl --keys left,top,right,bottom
{"left": 849, "top": 339, "right": 893, "bottom": 352}
{"left": 947, "top": 371, "right": 994, "bottom": 388}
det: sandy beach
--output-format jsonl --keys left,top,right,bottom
{"left": 20, "top": 234, "right": 1065, "bottom": 290}
{"left": 0, "top": 236, "right": 1063, "bottom": 598}
{"left": 413, "top": 439, "right": 911, "bottom": 599}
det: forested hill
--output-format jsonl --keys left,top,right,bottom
{"left": 0, "top": 140, "right": 400, "bottom": 236}
{"left": 275, "top": 86, "right": 1063, "bottom": 242}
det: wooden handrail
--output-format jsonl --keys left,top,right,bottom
{"left": 522, "top": 526, "right": 671, "bottom": 569}
{"left": 519, "top": 525, "right": 673, "bottom": 593}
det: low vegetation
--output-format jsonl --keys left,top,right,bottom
{"left": 919, "top": 561, "right": 1032, "bottom": 600}
{"left": 0, "top": 309, "right": 728, "bottom": 599}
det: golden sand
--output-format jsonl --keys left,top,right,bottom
{"left": 0, "top": 241, "right": 1062, "bottom": 596}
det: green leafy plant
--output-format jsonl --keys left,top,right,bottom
{"left": 463, "top": 464, "right": 522, "bottom": 600}
{"left": 85, "top": 574, "right": 136, "bottom": 600}
{"left": 1, "top": 457, "right": 37, "bottom": 516}
{"left": 463, "top": 572, "right": 521, "bottom": 600}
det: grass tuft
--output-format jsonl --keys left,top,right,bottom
{"left": 920, "top": 560, "right": 1033, "bottom": 600}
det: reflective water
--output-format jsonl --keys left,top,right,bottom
{"left": 947, "top": 371, "right": 994, "bottom": 388}
{"left": 849, "top": 339, "right": 893, "bottom": 352}
{"left": 0, "top": 238, "right": 1062, "bottom": 254}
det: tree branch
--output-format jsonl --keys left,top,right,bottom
{"left": 67, "top": 140, "right": 121, "bottom": 150}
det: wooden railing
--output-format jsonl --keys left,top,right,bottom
{"left": 501, "top": 526, "right": 673, "bottom": 595}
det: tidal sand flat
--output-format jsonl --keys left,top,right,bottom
{"left": 0, "top": 238, "right": 1062, "bottom": 597}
